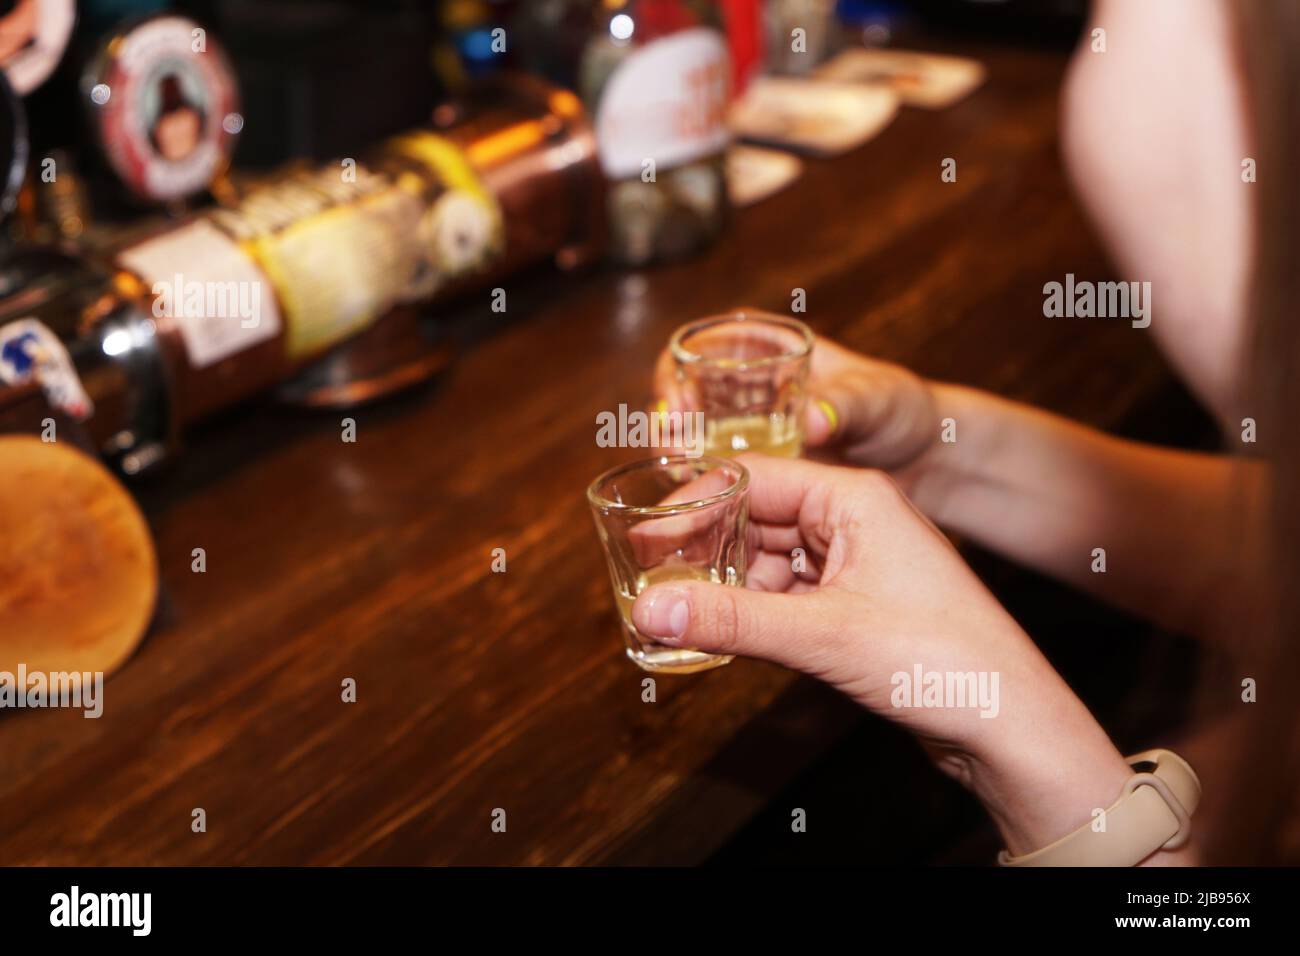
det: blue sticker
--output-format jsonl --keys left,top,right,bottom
{"left": 0, "top": 318, "right": 93, "bottom": 421}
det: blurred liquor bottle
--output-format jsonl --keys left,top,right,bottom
{"left": 578, "top": 0, "right": 731, "bottom": 266}
{"left": 765, "top": 0, "right": 839, "bottom": 74}
{"left": 0, "top": 76, "right": 604, "bottom": 473}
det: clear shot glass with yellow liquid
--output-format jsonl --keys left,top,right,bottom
{"left": 587, "top": 456, "right": 749, "bottom": 674}
{"left": 670, "top": 309, "right": 814, "bottom": 458}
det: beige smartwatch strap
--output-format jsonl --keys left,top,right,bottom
{"left": 998, "top": 748, "right": 1201, "bottom": 867}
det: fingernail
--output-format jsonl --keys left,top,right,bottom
{"left": 668, "top": 599, "right": 689, "bottom": 637}
{"left": 652, "top": 398, "right": 670, "bottom": 429}
{"left": 633, "top": 587, "right": 691, "bottom": 642}
{"left": 815, "top": 399, "right": 839, "bottom": 434}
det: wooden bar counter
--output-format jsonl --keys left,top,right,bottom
{"left": 0, "top": 39, "right": 1180, "bottom": 865}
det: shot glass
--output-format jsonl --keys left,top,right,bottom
{"left": 670, "top": 309, "right": 814, "bottom": 458}
{"left": 587, "top": 455, "right": 749, "bottom": 674}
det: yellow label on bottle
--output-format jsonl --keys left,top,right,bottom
{"left": 203, "top": 135, "right": 502, "bottom": 361}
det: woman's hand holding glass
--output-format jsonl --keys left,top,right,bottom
{"left": 656, "top": 332, "right": 943, "bottom": 476}
{"left": 631, "top": 454, "right": 1137, "bottom": 858}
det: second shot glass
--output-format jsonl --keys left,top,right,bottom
{"left": 669, "top": 309, "right": 814, "bottom": 458}
{"left": 587, "top": 455, "right": 750, "bottom": 674}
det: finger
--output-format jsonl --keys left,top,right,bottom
{"left": 625, "top": 466, "right": 745, "bottom": 566}
{"left": 632, "top": 580, "right": 841, "bottom": 667}
{"left": 746, "top": 552, "right": 823, "bottom": 592}
{"left": 652, "top": 348, "right": 688, "bottom": 414}
{"left": 750, "top": 520, "right": 824, "bottom": 585}
{"left": 746, "top": 552, "right": 800, "bottom": 592}
{"left": 732, "top": 452, "right": 852, "bottom": 527}
{"left": 625, "top": 455, "right": 844, "bottom": 569}
{"left": 802, "top": 369, "right": 885, "bottom": 449}
{"left": 801, "top": 335, "right": 862, "bottom": 448}
{"left": 804, "top": 393, "right": 842, "bottom": 448}
{"left": 751, "top": 520, "right": 805, "bottom": 556}
{"left": 804, "top": 363, "right": 935, "bottom": 468}
{"left": 648, "top": 354, "right": 695, "bottom": 454}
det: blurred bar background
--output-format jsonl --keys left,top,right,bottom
{"left": 0, "top": 0, "right": 1215, "bottom": 866}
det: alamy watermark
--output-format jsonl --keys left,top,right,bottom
{"left": 0, "top": 665, "right": 103, "bottom": 718}
{"left": 890, "top": 664, "right": 1000, "bottom": 718}
{"left": 151, "top": 274, "right": 262, "bottom": 329}
{"left": 596, "top": 403, "right": 706, "bottom": 457}
{"left": 50, "top": 886, "right": 150, "bottom": 936}
{"left": 1043, "top": 273, "right": 1151, "bottom": 328}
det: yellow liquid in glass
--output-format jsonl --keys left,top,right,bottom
{"left": 615, "top": 564, "right": 736, "bottom": 673}
{"left": 705, "top": 413, "right": 801, "bottom": 458}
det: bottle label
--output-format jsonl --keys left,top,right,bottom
{"left": 212, "top": 163, "right": 414, "bottom": 360}
{"left": 203, "top": 133, "right": 502, "bottom": 360}
{"left": 595, "top": 26, "right": 730, "bottom": 178}
{"left": 115, "top": 220, "right": 284, "bottom": 369}
{"left": 117, "top": 134, "right": 501, "bottom": 364}
{"left": 384, "top": 132, "right": 505, "bottom": 295}
{"left": 0, "top": 318, "right": 93, "bottom": 421}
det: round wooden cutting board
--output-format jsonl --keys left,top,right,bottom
{"left": 0, "top": 435, "right": 157, "bottom": 677}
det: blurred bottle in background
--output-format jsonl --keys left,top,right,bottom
{"left": 1, "top": 76, "right": 605, "bottom": 473}
{"left": 719, "top": 0, "right": 764, "bottom": 96}
{"left": 578, "top": 0, "right": 731, "bottom": 266}
{"left": 765, "top": 0, "right": 839, "bottom": 74}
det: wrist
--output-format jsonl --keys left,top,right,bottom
{"left": 956, "top": 665, "right": 1132, "bottom": 857}
{"left": 895, "top": 382, "right": 1000, "bottom": 522}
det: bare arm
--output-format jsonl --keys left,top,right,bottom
{"left": 905, "top": 384, "right": 1266, "bottom": 645}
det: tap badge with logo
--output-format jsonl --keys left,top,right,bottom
{"left": 0, "top": 317, "right": 93, "bottom": 421}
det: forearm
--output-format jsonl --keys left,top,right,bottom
{"left": 965, "top": 717, "right": 1196, "bottom": 866}
{"left": 904, "top": 384, "right": 1264, "bottom": 643}
{"left": 951, "top": 655, "right": 1193, "bottom": 865}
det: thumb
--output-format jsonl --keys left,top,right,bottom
{"left": 803, "top": 377, "right": 862, "bottom": 449}
{"left": 804, "top": 367, "right": 935, "bottom": 469}
{"left": 632, "top": 580, "right": 830, "bottom": 666}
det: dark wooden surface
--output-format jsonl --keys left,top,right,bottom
{"left": 0, "top": 39, "right": 1179, "bottom": 865}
